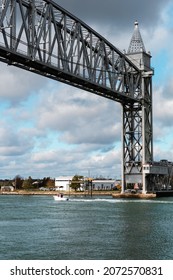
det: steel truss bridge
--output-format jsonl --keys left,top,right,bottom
{"left": 0, "top": 0, "right": 172, "bottom": 193}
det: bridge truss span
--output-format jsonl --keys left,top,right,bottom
{"left": 0, "top": 0, "right": 158, "bottom": 193}
{"left": 0, "top": 0, "right": 141, "bottom": 103}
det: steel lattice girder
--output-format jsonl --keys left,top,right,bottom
{"left": 141, "top": 76, "right": 153, "bottom": 163}
{"left": 122, "top": 74, "right": 153, "bottom": 183}
{"left": 0, "top": 0, "right": 142, "bottom": 104}
{"left": 123, "top": 103, "right": 143, "bottom": 174}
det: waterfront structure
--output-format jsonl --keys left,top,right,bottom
{"left": 55, "top": 177, "right": 117, "bottom": 191}
{"left": 92, "top": 180, "right": 115, "bottom": 191}
{"left": 0, "top": 1, "right": 173, "bottom": 194}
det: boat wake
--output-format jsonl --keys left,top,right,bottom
{"left": 67, "top": 198, "right": 173, "bottom": 204}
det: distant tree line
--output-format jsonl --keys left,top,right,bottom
{"left": 0, "top": 175, "right": 55, "bottom": 189}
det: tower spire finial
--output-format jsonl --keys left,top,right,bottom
{"left": 127, "top": 21, "right": 146, "bottom": 53}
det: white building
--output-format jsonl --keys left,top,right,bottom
{"left": 1, "top": 186, "right": 14, "bottom": 192}
{"left": 55, "top": 176, "right": 73, "bottom": 191}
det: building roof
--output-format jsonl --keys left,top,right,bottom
{"left": 55, "top": 176, "right": 73, "bottom": 181}
{"left": 127, "top": 21, "right": 146, "bottom": 53}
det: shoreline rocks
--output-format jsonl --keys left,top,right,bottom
{"left": 112, "top": 193, "right": 156, "bottom": 199}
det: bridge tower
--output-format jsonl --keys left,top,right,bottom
{"left": 121, "top": 21, "right": 154, "bottom": 193}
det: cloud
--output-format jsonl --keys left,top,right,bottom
{"left": 34, "top": 84, "right": 122, "bottom": 146}
{"left": 56, "top": 0, "right": 171, "bottom": 29}
{"left": 0, "top": 64, "right": 47, "bottom": 104}
{"left": 153, "top": 78, "right": 173, "bottom": 138}
{"left": 0, "top": 122, "right": 33, "bottom": 156}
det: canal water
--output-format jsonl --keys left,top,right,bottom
{"left": 0, "top": 195, "right": 173, "bottom": 260}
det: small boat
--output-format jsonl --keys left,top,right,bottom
{"left": 53, "top": 194, "right": 69, "bottom": 201}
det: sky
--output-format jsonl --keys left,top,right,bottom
{"left": 0, "top": 0, "right": 173, "bottom": 179}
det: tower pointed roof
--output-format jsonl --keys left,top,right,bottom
{"left": 127, "top": 21, "right": 146, "bottom": 53}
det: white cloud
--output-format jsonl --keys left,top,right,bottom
{"left": 34, "top": 85, "right": 122, "bottom": 146}
{"left": 0, "top": 64, "right": 47, "bottom": 104}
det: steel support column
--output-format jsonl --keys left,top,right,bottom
{"left": 142, "top": 73, "right": 153, "bottom": 192}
